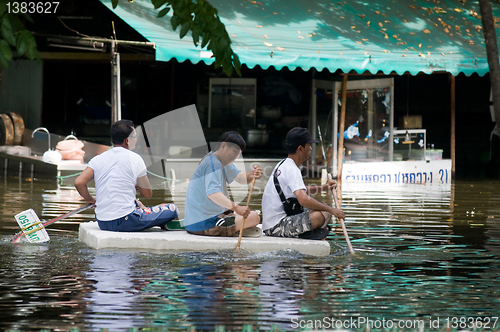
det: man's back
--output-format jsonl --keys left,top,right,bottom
{"left": 89, "top": 147, "right": 146, "bottom": 221}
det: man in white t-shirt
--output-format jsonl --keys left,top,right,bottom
{"left": 74, "top": 120, "right": 178, "bottom": 232}
{"left": 262, "top": 127, "right": 345, "bottom": 240}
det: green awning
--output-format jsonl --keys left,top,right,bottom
{"left": 100, "top": 0, "right": 500, "bottom": 76}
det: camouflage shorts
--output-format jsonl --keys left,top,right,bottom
{"left": 264, "top": 209, "right": 312, "bottom": 238}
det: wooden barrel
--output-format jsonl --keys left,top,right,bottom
{"left": 8, "top": 112, "right": 25, "bottom": 145}
{"left": 0, "top": 114, "right": 14, "bottom": 145}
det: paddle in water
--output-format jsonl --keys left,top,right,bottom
{"left": 10, "top": 203, "right": 95, "bottom": 243}
{"left": 235, "top": 178, "right": 257, "bottom": 251}
{"left": 328, "top": 174, "right": 355, "bottom": 253}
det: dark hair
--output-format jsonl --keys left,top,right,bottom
{"left": 285, "top": 127, "right": 318, "bottom": 155}
{"left": 213, "top": 131, "right": 246, "bottom": 151}
{"left": 286, "top": 143, "right": 301, "bottom": 155}
{"left": 111, "top": 119, "right": 135, "bottom": 145}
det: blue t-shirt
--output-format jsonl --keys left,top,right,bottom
{"left": 184, "top": 153, "right": 240, "bottom": 231}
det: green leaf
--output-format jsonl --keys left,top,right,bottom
{"left": 171, "top": 14, "right": 180, "bottom": 30}
{"left": 16, "top": 30, "right": 31, "bottom": 56}
{"left": 191, "top": 26, "right": 201, "bottom": 46}
{"left": 222, "top": 58, "right": 231, "bottom": 70}
{"left": 213, "top": 53, "right": 222, "bottom": 68}
{"left": 1, "top": 16, "right": 16, "bottom": 47}
{"left": 111, "top": 0, "right": 119, "bottom": 9}
{"left": 0, "top": 2, "right": 6, "bottom": 16}
{"left": 0, "top": 39, "right": 12, "bottom": 62}
{"left": 0, "top": 49, "right": 9, "bottom": 69}
{"left": 26, "top": 46, "right": 38, "bottom": 60}
{"left": 157, "top": 6, "right": 170, "bottom": 18}
{"left": 222, "top": 59, "right": 233, "bottom": 77}
{"left": 7, "top": 13, "right": 24, "bottom": 32}
{"left": 218, "top": 36, "right": 229, "bottom": 50}
{"left": 201, "top": 32, "right": 210, "bottom": 48}
{"left": 24, "top": 31, "right": 38, "bottom": 60}
{"left": 21, "top": 13, "right": 34, "bottom": 25}
{"left": 152, "top": 0, "right": 168, "bottom": 9}
{"left": 233, "top": 53, "right": 241, "bottom": 77}
{"left": 152, "top": 0, "right": 239, "bottom": 77}
{"left": 179, "top": 21, "right": 190, "bottom": 39}
{"left": 176, "top": 0, "right": 186, "bottom": 12}
{"left": 233, "top": 52, "right": 241, "bottom": 67}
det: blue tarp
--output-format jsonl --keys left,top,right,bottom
{"left": 100, "top": 0, "right": 500, "bottom": 76}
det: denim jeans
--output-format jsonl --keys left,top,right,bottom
{"left": 97, "top": 203, "right": 179, "bottom": 232}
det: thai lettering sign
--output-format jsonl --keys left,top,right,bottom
{"left": 342, "top": 160, "right": 452, "bottom": 184}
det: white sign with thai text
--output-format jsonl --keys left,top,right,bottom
{"left": 342, "top": 160, "right": 452, "bottom": 184}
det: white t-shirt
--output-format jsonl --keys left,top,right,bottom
{"left": 88, "top": 147, "right": 147, "bottom": 221}
{"left": 262, "top": 158, "right": 306, "bottom": 230}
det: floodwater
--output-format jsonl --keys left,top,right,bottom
{"left": 0, "top": 176, "right": 499, "bottom": 331}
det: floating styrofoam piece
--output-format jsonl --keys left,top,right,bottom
{"left": 79, "top": 222, "right": 330, "bottom": 257}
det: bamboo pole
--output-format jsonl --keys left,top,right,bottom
{"left": 329, "top": 174, "right": 354, "bottom": 253}
{"left": 333, "top": 189, "right": 355, "bottom": 254}
{"left": 235, "top": 178, "right": 256, "bottom": 251}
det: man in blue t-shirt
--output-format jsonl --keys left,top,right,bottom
{"left": 184, "top": 131, "right": 262, "bottom": 236}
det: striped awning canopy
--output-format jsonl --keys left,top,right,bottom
{"left": 100, "top": 0, "right": 500, "bottom": 76}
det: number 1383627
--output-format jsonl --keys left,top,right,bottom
{"left": 6, "top": 2, "right": 59, "bottom": 14}
{"left": 445, "top": 317, "right": 498, "bottom": 329}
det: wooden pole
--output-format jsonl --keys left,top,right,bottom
{"left": 450, "top": 74, "right": 456, "bottom": 179}
{"left": 235, "top": 178, "right": 256, "bottom": 251}
{"left": 332, "top": 188, "right": 354, "bottom": 254}
{"left": 11, "top": 203, "right": 95, "bottom": 243}
{"left": 336, "top": 74, "right": 348, "bottom": 196}
{"left": 329, "top": 174, "right": 354, "bottom": 253}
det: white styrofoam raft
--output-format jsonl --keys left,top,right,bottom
{"left": 79, "top": 222, "right": 330, "bottom": 257}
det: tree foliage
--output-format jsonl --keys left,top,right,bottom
{"left": 112, "top": 0, "right": 241, "bottom": 77}
{"left": 0, "top": 1, "right": 39, "bottom": 69}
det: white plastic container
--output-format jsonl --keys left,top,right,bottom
{"left": 426, "top": 149, "right": 443, "bottom": 160}
{"left": 15, "top": 209, "right": 50, "bottom": 243}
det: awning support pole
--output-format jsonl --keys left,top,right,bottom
{"left": 111, "top": 39, "right": 121, "bottom": 124}
{"left": 337, "top": 73, "right": 348, "bottom": 193}
{"left": 450, "top": 74, "right": 456, "bottom": 179}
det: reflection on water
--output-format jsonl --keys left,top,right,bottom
{"left": 0, "top": 176, "right": 499, "bottom": 331}
{"left": 85, "top": 252, "right": 140, "bottom": 330}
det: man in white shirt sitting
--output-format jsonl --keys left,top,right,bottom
{"left": 74, "top": 120, "right": 178, "bottom": 232}
{"left": 261, "top": 127, "right": 345, "bottom": 240}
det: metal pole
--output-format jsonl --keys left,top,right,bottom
{"left": 337, "top": 74, "right": 348, "bottom": 186}
{"left": 111, "top": 40, "right": 121, "bottom": 124}
{"left": 450, "top": 74, "right": 456, "bottom": 179}
{"left": 311, "top": 80, "right": 317, "bottom": 167}
{"left": 389, "top": 78, "right": 395, "bottom": 161}
{"left": 332, "top": 83, "right": 339, "bottom": 177}
{"left": 116, "top": 51, "right": 121, "bottom": 121}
